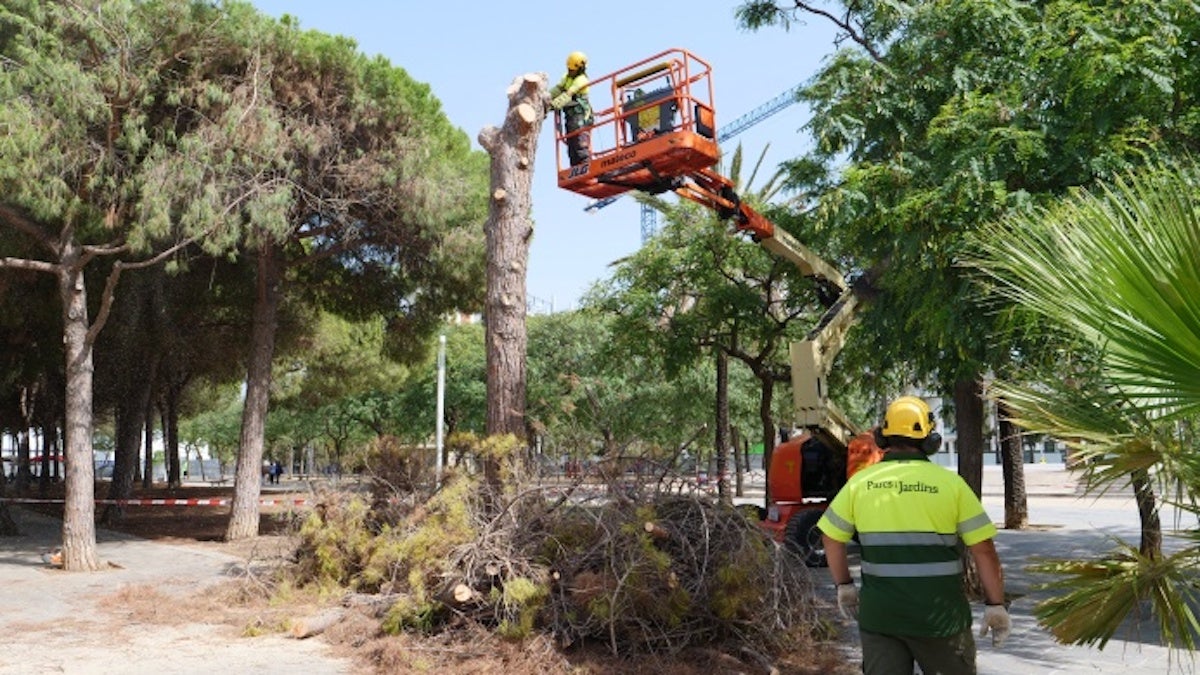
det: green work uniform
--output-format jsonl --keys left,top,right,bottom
{"left": 817, "top": 453, "right": 997, "bottom": 638}
{"left": 551, "top": 72, "right": 592, "bottom": 166}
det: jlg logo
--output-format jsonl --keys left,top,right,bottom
{"left": 568, "top": 163, "right": 590, "bottom": 177}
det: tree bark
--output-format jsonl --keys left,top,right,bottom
{"left": 731, "top": 425, "right": 745, "bottom": 497}
{"left": 0, "top": 463, "right": 19, "bottom": 536}
{"left": 996, "top": 399, "right": 1029, "bottom": 530}
{"left": 478, "top": 73, "right": 546, "bottom": 491}
{"left": 714, "top": 349, "right": 730, "bottom": 504}
{"left": 953, "top": 377, "right": 984, "bottom": 498}
{"left": 164, "top": 391, "right": 182, "bottom": 488}
{"left": 1132, "top": 468, "right": 1162, "bottom": 559}
{"left": 142, "top": 406, "right": 155, "bottom": 489}
{"left": 226, "top": 243, "right": 283, "bottom": 541}
{"left": 757, "top": 370, "right": 776, "bottom": 505}
{"left": 58, "top": 247, "right": 100, "bottom": 571}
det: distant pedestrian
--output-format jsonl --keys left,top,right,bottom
{"left": 818, "top": 395, "right": 1010, "bottom": 675}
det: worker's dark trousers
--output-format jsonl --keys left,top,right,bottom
{"left": 563, "top": 111, "right": 591, "bottom": 166}
{"left": 860, "top": 627, "right": 976, "bottom": 675}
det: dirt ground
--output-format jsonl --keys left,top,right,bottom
{"left": 2, "top": 481, "right": 856, "bottom": 675}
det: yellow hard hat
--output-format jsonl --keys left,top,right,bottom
{"left": 566, "top": 51, "right": 587, "bottom": 72}
{"left": 881, "top": 396, "right": 935, "bottom": 440}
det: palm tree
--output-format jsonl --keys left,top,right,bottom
{"left": 966, "top": 160, "right": 1200, "bottom": 650}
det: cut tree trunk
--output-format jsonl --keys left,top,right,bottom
{"left": 226, "top": 243, "right": 283, "bottom": 541}
{"left": 478, "top": 72, "right": 547, "bottom": 492}
{"left": 290, "top": 608, "right": 345, "bottom": 639}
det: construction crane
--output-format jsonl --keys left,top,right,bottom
{"left": 581, "top": 82, "right": 803, "bottom": 242}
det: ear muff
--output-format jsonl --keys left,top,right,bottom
{"left": 873, "top": 426, "right": 889, "bottom": 449}
{"left": 921, "top": 431, "right": 942, "bottom": 455}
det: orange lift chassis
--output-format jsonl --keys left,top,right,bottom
{"left": 553, "top": 48, "right": 879, "bottom": 565}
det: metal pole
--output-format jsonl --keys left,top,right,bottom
{"left": 435, "top": 334, "right": 446, "bottom": 487}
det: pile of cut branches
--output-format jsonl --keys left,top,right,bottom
{"left": 288, "top": 455, "right": 829, "bottom": 663}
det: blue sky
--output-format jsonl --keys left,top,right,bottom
{"left": 249, "top": 1, "right": 841, "bottom": 310}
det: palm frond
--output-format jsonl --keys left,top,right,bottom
{"left": 1031, "top": 544, "right": 1200, "bottom": 651}
{"left": 968, "top": 162, "right": 1200, "bottom": 419}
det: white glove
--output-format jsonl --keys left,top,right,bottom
{"left": 836, "top": 583, "right": 859, "bottom": 620}
{"left": 980, "top": 604, "right": 1011, "bottom": 647}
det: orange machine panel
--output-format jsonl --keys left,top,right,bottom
{"left": 767, "top": 434, "right": 806, "bottom": 504}
{"left": 847, "top": 431, "right": 884, "bottom": 478}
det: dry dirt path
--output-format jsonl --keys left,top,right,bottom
{"left": 0, "top": 507, "right": 355, "bottom": 675}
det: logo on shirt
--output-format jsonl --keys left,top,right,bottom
{"left": 865, "top": 479, "right": 939, "bottom": 495}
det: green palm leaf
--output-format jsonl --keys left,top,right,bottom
{"left": 971, "top": 163, "right": 1200, "bottom": 419}
{"left": 968, "top": 160, "right": 1200, "bottom": 650}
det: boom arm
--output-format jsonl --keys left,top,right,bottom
{"left": 672, "top": 169, "right": 861, "bottom": 452}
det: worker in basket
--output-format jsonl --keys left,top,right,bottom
{"left": 817, "top": 395, "right": 1010, "bottom": 675}
{"left": 549, "top": 51, "right": 593, "bottom": 166}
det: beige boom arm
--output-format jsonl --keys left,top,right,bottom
{"left": 670, "top": 169, "right": 861, "bottom": 452}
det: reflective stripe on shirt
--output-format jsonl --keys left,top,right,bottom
{"left": 958, "top": 511, "right": 992, "bottom": 537}
{"left": 859, "top": 532, "right": 959, "bottom": 547}
{"left": 861, "top": 559, "right": 963, "bottom": 577}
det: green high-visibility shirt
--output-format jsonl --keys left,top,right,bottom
{"left": 818, "top": 453, "right": 997, "bottom": 637}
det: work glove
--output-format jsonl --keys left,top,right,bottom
{"left": 550, "top": 92, "right": 572, "bottom": 110}
{"left": 980, "top": 604, "right": 1011, "bottom": 647}
{"left": 836, "top": 583, "right": 859, "bottom": 621}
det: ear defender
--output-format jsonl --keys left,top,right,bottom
{"left": 873, "top": 426, "right": 889, "bottom": 449}
{"left": 922, "top": 431, "right": 942, "bottom": 455}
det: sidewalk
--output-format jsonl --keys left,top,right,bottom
{"left": 0, "top": 507, "right": 351, "bottom": 675}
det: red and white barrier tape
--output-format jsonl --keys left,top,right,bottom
{"left": 0, "top": 497, "right": 309, "bottom": 507}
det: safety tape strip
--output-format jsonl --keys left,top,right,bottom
{"left": 0, "top": 497, "right": 310, "bottom": 507}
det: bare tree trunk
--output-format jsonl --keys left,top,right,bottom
{"left": 1132, "top": 468, "right": 1162, "bottom": 559}
{"left": 996, "top": 399, "right": 1029, "bottom": 530}
{"left": 478, "top": 72, "right": 546, "bottom": 493}
{"left": 731, "top": 425, "right": 745, "bottom": 497}
{"left": 103, "top": 394, "right": 145, "bottom": 525}
{"left": 142, "top": 406, "right": 155, "bottom": 489}
{"left": 953, "top": 377, "right": 984, "bottom": 498}
{"left": 16, "top": 387, "right": 35, "bottom": 492}
{"left": 757, "top": 371, "right": 776, "bottom": 505}
{"left": 0, "top": 466, "right": 18, "bottom": 536}
{"left": 164, "top": 392, "right": 181, "bottom": 488}
{"left": 715, "top": 349, "right": 730, "bottom": 504}
{"left": 59, "top": 252, "right": 100, "bottom": 571}
{"left": 226, "top": 243, "right": 282, "bottom": 541}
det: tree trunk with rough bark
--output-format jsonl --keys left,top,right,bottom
{"left": 997, "top": 400, "right": 1029, "bottom": 530}
{"left": 1132, "top": 468, "right": 1162, "bottom": 559}
{"left": 226, "top": 244, "right": 283, "bottom": 541}
{"left": 478, "top": 72, "right": 547, "bottom": 492}
{"left": 714, "top": 349, "right": 731, "bottom": 504}
{"left": 757, "top": 370, "right": 776, "bottom": 505}
{"left": 953, "top": 377, "right": 985, "bottom": 498}
{"left": 164, "top": 391, "right": 182, "bottom": 488}
{"left": 0, "top": 467, "right": 18, "bottom": 536}
{"left": 731, "top": 425, "right": 745, "bottom": 497}
{"left": 58, "top": 249, "right": 100, "bottom": 571}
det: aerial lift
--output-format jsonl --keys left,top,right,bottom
{"left": 552, "top": 48, "right": 880, "bottom": 565}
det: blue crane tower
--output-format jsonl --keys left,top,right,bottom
{"left": 583, "top": 83, "right": 803, "bottom": 242}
